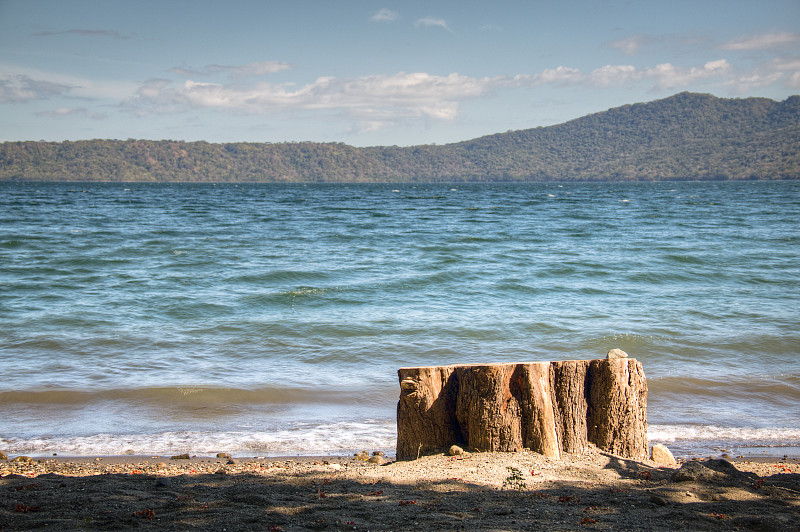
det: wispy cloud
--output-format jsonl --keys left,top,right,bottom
{"left": 414, "top": 17, "right": 451, "bottom": 32}
{"left": 718, "top": 32, "right": 800, "bottom": 51}
{"left": 480, "top": 24, "right": 503, "bottom": 33}
{"left": 0, "top": 75, "right": 73, "bottom": 103}
{"left": 35, "top": 106, "right": 106, "bottom": 119}
{"left": 607, "top": 35, "right": 649, "bottom": 56}
{"left": 169, "top": 61, "right": 293, "bottom": 79}
{"left": 32, "top": 29, "right": 130, "bottom": 39}
{"left": 371, "top": 8, "right": 398, "bottom": 22}
{"left": 607, "top": 32, "right": 717, "bottom": 57}
{"left": 724, "top": 56, "right": 800, "bottom": 92}
{"left": 0, "top": 65, "right": 138, "bottom": 101}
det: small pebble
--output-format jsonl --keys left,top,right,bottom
{"left": 449, "top": 445, "right": 465, "bottom": 456}
{"left": 650, "top": 494, "right": 669, "bottom": 506}
{"left": 154, "top": 477, "right": 173, "bottom": 488}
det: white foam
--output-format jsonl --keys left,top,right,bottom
{"left": 1, "top": 419, "right": 398, "bottom": 458}
{"left": 649, "top": 424, "right": 800, "bottom": 444}
{"left": 648, "top": 424, "right": 800, "bottom": 457}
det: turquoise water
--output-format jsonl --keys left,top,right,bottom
{"left": 1, "top": 181, "right": 799, "bottom": 458}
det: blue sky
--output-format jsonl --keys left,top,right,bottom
{"left": 1, "top": 0, "right": 798, "bottom": 146}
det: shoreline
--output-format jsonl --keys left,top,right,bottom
{"left": 3, "top": 450, "right": 798, "bottom": 465}
{"left": 2, "top": 448, "right": 797, "bottom": 530}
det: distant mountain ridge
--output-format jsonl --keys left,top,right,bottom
{"left": 1, "top": 92, "right": 798, "bottom": 182}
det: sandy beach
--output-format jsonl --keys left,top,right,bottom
{"left": 1, "top": 447, "right": 798, "bottom": 531}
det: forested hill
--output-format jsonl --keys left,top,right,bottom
{"left": 2, "top": 92, "right": 798, "bottom": 182}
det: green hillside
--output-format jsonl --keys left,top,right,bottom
{"left": 1, "top": 92, "right": 798, "bottom": 182}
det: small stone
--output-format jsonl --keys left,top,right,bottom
{"left": 651, "top": 444, "right": 677, "bottom": 466}
{"left": 672, "top": 461, "right": 722, "bottom": 482}
{"left": 449, "top": 445, "right": 465, "bottom": 456}
{"left": 214, "top": 468, "right": 228, "bottom": 475}
{"left": 124, "top": 449, "right": 135, "bottom": 455}
{"left": 353, "top": 451, "right": 369, "bottom": 461}
{"left": 368, "top": 455, "right": 385, "bottom": 465}
{"left": 328, "top": 463, "right": 342, "bottom": 471}
{"left": 650, "top": 494, "right": 669, "bottom": 506}
{"left": 0, "top": 450, "right": 8, "bottom": 460}
{"left": 11, "top": 455, "right": 33, "bottom": 463}
{"left": 156, "top": 462, "right": 167, "bottom": 468}
{"left": 372, "top": 451, "right": 385, "bottom": 457}
{"left": 171, "top": 453, "right": 191, "bottom": 460}
{"left": 154, "top": 477, "right": 173, "bottom": 488}
{"left": 216, "top": 452, "right": 232, "bottom": 459}
{"left": 607, "top": 348, "right": 629, "bottom": 360}
{"left": 227, "top": 458, "right": 237, "bottom": 465}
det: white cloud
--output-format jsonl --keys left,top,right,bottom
{"left": 588, "top": 65, "right": 639, "bottom": 87}
{"left": 516, "top": 59, "right": 737, "bottom": 92}
{"left": 642, "top": 59, "right": 731, "bottom": 90}
{"left": 414, "top": 17, "right": 451, "bottom": 32}
{"left": 517, "top": 60, "right": 731, "bottom": 91}
{"left": 728, "top": 72, "right": 785, "bottom": 92}
{"left": 528, "top": 66, "right": 583, "bottom": 85}
{"left": 122, "top": 56, "right": 779, "bottom": 131}
{"left": 371, "top": 8, "right": 398, "bottom": 22}
{"left": 124, "top": 71, "right": 509, "bottom": 128}
{"left": 718, "top": 32, "right": 800, "bottom": 51}
{"left": 0, "top": 75, "right": 73, "bottom": 103}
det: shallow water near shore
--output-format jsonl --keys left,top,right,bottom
{"left": 1, "top": 180, "right": 799, "bottom": 458}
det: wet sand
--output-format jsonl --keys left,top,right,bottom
{"left": 2, "top": 448, "right": 798, "bottom": 530}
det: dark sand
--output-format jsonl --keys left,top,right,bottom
{"left": 2, "top": 447, "right": 798, "bottom": 530}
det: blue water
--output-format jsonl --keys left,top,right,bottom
{"left": 1, "top": 181, "right": 799, "bottom": 458}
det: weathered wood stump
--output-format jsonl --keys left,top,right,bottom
{"left": 397, "top": 354, "right": 647, "bottom": 461}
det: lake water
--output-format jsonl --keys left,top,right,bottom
{"left": 1, "top": 180, "right": 798, "bottom": 459}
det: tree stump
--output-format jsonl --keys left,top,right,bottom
{"left": 397, "top": 356, "right": 647, "bottom": 461}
